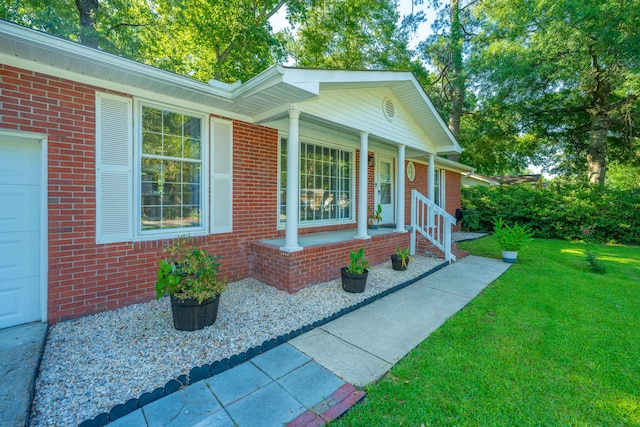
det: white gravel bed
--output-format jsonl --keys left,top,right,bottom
{"left": 30, "top": 255, "right": 444, "bottom": 427}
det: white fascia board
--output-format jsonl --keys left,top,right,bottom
{"left": 281, "top": 66, "right": 410, "bottom": 85}
{"left": 1, "top": 22, "right": 231, "bottom": 97}
{"left": 0, "top": 53, "right": 253, "bottom": 122}
{"left": 229, "top": 65, "right": 286, "bottom": 98}
{"left": 434, "top": 156, "right": 474, "bottom": 173}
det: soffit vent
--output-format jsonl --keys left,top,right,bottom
{"left": 383, "top": 97, "right": 396, "bottom": 121}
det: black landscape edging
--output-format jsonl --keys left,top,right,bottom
{"left": 78, "top": 260, "right": 449, "bottom": 426}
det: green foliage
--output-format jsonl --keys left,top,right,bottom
{"left": 492, "top": 217, "right": 534, "bottom": 251}
{"left": 585, "top": 249, "right": 606, "bottom": 274}
{"left": 336, "top": 238, "right": 640, "bottom": 426}
{"left": 583, "top": 229, "right": 606, "bottom": 274}
{"left": 462, "top": 184, "right": 640, "bottom": 245}
{"left": 606, "top": 162, "right": 640, "bottom": 190}
{"left": 470, "top": 0, "right": 640, "bottom": 182}
{"left": 286, "top": 0, "right": 412, "bottom": 70}
{"left": 368, "top": 204, "right": 382, "bottom": 224}
{"left": 3, "top": 0, "right": 287, "bottom": 83}
{"left": 346, "top": 247, "right": 369, "bottom": 274}
{"left": 394, "top": 246, "right": 411, "bottom": 268}
{"left": 155, "top": 236, "right": 225, "bottom": 303}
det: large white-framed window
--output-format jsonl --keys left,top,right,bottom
{"left": 137, "top": 103, "right": 207, "bottom": 236}
{"left": 97, "top": 93, "right": 233, "bottom": 244}
{"left": 279, "top": 138, "right": 354, "bottom": 227}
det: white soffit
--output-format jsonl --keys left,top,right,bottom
{"left": 0, "top": 21, "right": 461, "bottom": 153}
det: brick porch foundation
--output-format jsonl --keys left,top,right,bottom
{"left": 251, "top": 231, "right": 411, "bottom": 293}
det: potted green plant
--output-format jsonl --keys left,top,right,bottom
{"left": 368, "top": 204, "right": 382, "bottom": 229}
{"left": 340, "top": 247, "right": 369, "bottom": 293}
{"left": 156, "top": 236, "right": 226, "bottom": 331}
{"left": 391, "top": 246, "right": 411, "bottom": 271}
{"left": 492, "top": 217, "right": 534, "bottom": 263}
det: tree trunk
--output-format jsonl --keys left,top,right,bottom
{"left": 586, "top": 50, "right": 611, "bottom": 186}
{"left": 587, "top": 108, "right": 608, "bottom": 185}
{"left": 75, "top": 0, "right": 99, "bottom": 48}
{"left": 448, "top": 0, "right": 464, "bottom": 139}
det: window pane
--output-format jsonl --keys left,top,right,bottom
{"left": 163, "top": 111, "right": 184, "bottom": 136}
{"left": 140, "top": 107, "right": 202, "bottom": 232}
{"left": 163, "top": 135, "right": 182, "bottom": 158}
{"left": 184, "top": 117, "right": 201, "bottom": 139}
{"left": 142, "top": 107, "right": 162, "bottom": 133}
{"left": 142, "top": 131, "right": 162, "bottom": 155}
{"left": 280, "top": 140, "right": 352, "bottom": 225}
{"left": 184, "top": 137, "right": 201, "bottom": 159}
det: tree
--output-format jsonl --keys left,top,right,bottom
{"left": 149, "top": 0, "right": 289, "bottom": 82}
{"left": 0, "top": 0, "right": 290, "bottom": 83}
{"left": 75, "top": 0, "right": 99, "bottom": 47}
{"left": 0, "top": 0, "right": 158, "bottom": 58}
{"left": 472, "top": 0, "right": 640, "bottom": 184}
{"left": 286, "top": 0, "right": 413, "bottom": 70}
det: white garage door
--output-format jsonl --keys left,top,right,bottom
{"left": 0, "top": 137, "right": 42, "bottom": 329}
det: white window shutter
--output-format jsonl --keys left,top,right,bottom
{"left": 210, "top": 118, "right": 233, "bottom": 234}
{"left": 95, "top": 93, "right": 133, "bottom": 243}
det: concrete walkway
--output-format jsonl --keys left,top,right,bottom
{"left": 0, "top": 321, "right": 47, "bottom": 427}
{"left": 104, "top": 255, "right": 510, "bottom": 427}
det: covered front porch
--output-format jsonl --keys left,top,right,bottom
{"left": 250, "top": 227, "right": 475, "bottom": 293}
{"left": 242, "top": 67, "right": 467, "bottom": 293}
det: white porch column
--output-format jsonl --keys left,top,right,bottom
{"left": 283, "top": 109, "right": 302, "bottom": 252}
{"left": 428, "top": 153, "right": 435, "bottom": 201}
{"left": 355, "top": 131, "right": 370, "bottom": 240}
{"left": 395, "top": 144, "right": 406, "bottom": 233}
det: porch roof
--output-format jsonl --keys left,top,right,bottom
{"left": 0, "top": 21, "right": 460, "bottom": 155}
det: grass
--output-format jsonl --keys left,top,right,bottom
{"left": 334, "top": 237, "right": 640, "bottom": 426}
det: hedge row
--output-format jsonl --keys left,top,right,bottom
{"left": 461, "top": 184, "right": 640, "bottom": 245}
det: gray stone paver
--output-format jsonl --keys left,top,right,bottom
{"left": 142, "top": 381, "right": 230, "bottom": 427}
{"left": 206, "top": 362, "right": 272, "bottom": 406}
{"left": 276, "top": 361, "right": 345, "bottom": 407}
{"left": 108, "top": 408, "right": 147, "bottom": 427}
{"left": 224, "top": 382, "right": 306, "bottom": 427}
{"left": 251, "top": 343, "right": 311, "bottom": 379}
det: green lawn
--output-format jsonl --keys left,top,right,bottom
{"left": 335, "top": 237, "right": 640, "bottom": 426}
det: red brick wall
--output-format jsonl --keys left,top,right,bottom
{"left": 0, "top": 63, "right": 462, "bottom": 323}
{"left": 0, "top": 64, "right": 286, "bottom": 323}
{"left": 251, "top": 232, "right": 410, "bottom": 293}
{"left": 444, "top": 170, "right": 462, "bottom": 217}
{"left": 404, "top": 161, "right": 429, "bottom": 225}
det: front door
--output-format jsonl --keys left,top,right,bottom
{"left": 0, "top": 136, "right": 42, "bottom": 329}
{"left": 376, "top": 155, "right": 394, "bottom": 225}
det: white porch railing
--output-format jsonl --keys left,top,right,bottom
{"left": 410, "top": 189, "right": 457, "bottom": 262}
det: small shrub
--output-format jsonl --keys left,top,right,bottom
{"left": 346, "top": 247, "right": 369, "bottom": 274}
{"left": 585, "top": 250, "right": 606, "bottom": 274}
{"left": 583, "top": 229, "right": 606, "bottom": 274}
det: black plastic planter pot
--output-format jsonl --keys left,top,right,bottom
{"left": 391, "top": 254, "right": 409, "bottom": 271}
{"left": 170, "top": 294, "right": 220, "bottom": 331}
{"left": 340, "top": 267, "right": 369, "bottom": 293}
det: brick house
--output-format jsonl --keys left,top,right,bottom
{"left": 0, "top": 21, "right": 473, "bottom": 328}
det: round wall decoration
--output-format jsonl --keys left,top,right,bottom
{"left": 406, "top": 161, "right": 416, "bottom": 182}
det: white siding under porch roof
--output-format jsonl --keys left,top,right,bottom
{"left": 297, "top": 88, "right": 438, "bottom": 154}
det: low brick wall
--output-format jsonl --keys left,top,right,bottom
{"left": 251, "top": 231, "right": 411, "bottom": 293}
